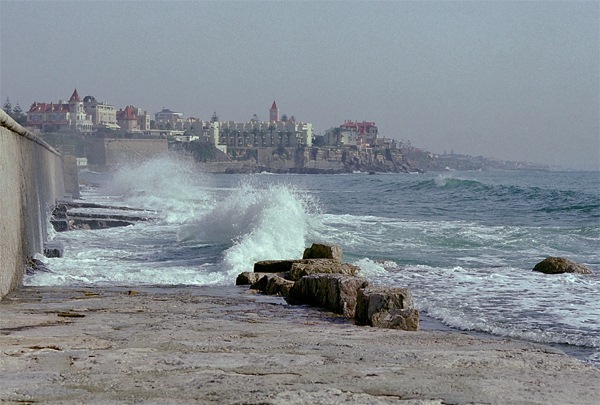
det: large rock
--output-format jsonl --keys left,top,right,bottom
{"left": 532, "top": 257, "right": 593, "bottom": 275}
{"left": 286, "top": 274, "right": 369, "bottom": 317}
{"left": 250, "top": 273, "right": 294, "bottom": 298}
{"left": 302, "top": 243, "right": 343, "bottom": 262}
{"left": 355, "top": 287, "right": 419, "bottom": 331}
{"left": 288, "top": 259, "right": 359, "bottom": 281}
{"left": 235, "top": 272, "right": 263, "bottom": 286}
{"left": 254, "top": 260, "right": 298, "bottom": 274}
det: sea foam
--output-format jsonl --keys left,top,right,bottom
{"left": 178, "top": 178, "right": 322, "bottom": 277}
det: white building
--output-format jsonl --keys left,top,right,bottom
{"left": 83, "top": 95, "right": 119, "bottom": 129}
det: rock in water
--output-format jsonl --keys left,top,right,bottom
{"left": 532, "top": 257, "right": 593, "bottom": 275}
{"left": 355, "top": 287, "right": 419, "bottom": 331}
{"left": 288, "top": 259, "right": 359, "bottom": 281}
{"left": 286, "top": 274, "right": 369, "bottom": 317}
{"left": 302, "top": 243, "right": 343, "bottom": 262}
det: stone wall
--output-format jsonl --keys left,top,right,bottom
{"left": 0, "top": 110, "right": 67, "bottom": 299}
{"left": 86, "top": 138, "right": 168, "bottom": 168}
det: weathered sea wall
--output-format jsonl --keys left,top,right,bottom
{"left": 0, "top": 110, "right": 69, "bottom": 299}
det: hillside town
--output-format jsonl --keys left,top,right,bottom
{"left": 2, "top": 90, "right": 549, "bottom": 173}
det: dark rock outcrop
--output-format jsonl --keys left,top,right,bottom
{"left": 235, "top": 271, "right": 263, "bottom": 285}
{"left": 355, "top": 287, "right": 419, "bottom": 331}
{"left": 43, "top": 241, "right": 64, "bottom": 258}
{"left": 303, "top": 243, "right": 343, "bottom": 262}
{"left": 285, "top": 273, "right": 369, "bottom": 318}
{"left": 532, "top": 257, "right": 593, "bottom": 275}
{"left": 243, "top": 242, "right": 419, "bottom": 330}
{"left": 254, "top": 260, "right": 297, "bottom": 274}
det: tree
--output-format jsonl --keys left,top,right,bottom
{"left": 281, "top": 114, "right": 288, "bottom": 122}
{"left": 12, "top": 102, "right": 26, "bottom": 124}
{"left": 3, "top": 97, "right": 12, "bottom": 115}
{"left": 331, "top": 127, "right": 342, "bottom": 146}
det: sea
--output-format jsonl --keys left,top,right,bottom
{"left": 26, "top": 157, "right": 600, "bottom": 367}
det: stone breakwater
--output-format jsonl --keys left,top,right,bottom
{"left": 0, "top": 109, "right": 76, "bottom": 299}
{"left": 238, "top": 243, "right": 420, "bottom": 331}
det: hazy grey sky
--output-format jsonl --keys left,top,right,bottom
{"left": 1, "top": 0, "right": 598, "bottom": 170}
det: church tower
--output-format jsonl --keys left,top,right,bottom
{"left": 269, "top": 101, "right": 279, "bottom": 122}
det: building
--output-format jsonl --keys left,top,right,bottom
{"left": 155, "top": 108, "right": 184, "bottom": 129}
{"left": 83, "top": 95, "right": 118, "bottom": 130}
{"left": 269, "top": 101, "right": 279, "bottom": 122}
{"left": 116, "top": 106, "right": 151, "bottom": 132}
{"left": 26, "top": 89, "right": 94, "bottom": 132}
{"left": 325, "top": 120, "right": 379, "bottom": 148}
{"left": 218, "top": 120, "right": 312, "bottom": 149}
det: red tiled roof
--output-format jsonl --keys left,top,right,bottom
{"left": 27, "top": 102, "right": 70, "bottom": 113}
{"left": 271, "top": 101, "right": 277, "bottom": 110}
{"left": 117, "top": 105, "right": 137, "bottom": 120}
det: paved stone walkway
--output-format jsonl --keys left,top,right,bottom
{"left": 1, "top": 286, "right": 599, "bottom": 404}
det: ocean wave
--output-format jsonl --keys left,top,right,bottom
{"left": 177, "top": 178, "right": 323, "bottom": 278}
{"left": 101, "top": 157, "right": 215, "bottom": 223}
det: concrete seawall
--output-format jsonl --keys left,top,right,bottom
{"left": 0, "top": 110, "right": 68, "bottom": 299}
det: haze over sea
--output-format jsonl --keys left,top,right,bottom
{"left": 27, "top": 158, "right": 600, "bottom": 367}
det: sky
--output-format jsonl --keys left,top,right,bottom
{"left": 1, "top": 0, "right": 598, "bottom": 170}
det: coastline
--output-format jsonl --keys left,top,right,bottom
{"left": 2, "top": 285, "right": 599, "bottom": 404}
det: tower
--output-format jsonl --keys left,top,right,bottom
{"left": 269, "top": 101, "right": 279, "bottom": 122}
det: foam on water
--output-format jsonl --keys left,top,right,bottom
{"left": 353, "top": 258, "right": 600, "bottom": 366}
{"left": 26, "top": 165, "right": 600, "bottom": 366}
{"left": 102, "top": 156, "right": 215, "bottom": 223}
{"left": 179, "top": 178, "right": 322, "bottom": 278}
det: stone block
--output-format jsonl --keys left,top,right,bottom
{"left": 302, "top": 243, "right": 343, "bottom": 262}
{"left": 286, "top": 273, "right": 369, "bottom": 317}
{"left": 355, "top": 287, "right": 419, "bottom": 331}
{"left": 289, "top": 259, "right": 359, "bottom": 281}
{"left": 250, "top": 273, "right": 294, "bottom": 298}
{"left": 254, "top": 260, "right": 298, "bottom": 273}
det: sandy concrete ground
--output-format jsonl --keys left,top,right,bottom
{"left": 1, "top": 285, "right": 599, "bottom": 405}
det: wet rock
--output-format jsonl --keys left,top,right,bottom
{"left": 532, "top": 257, "right": 593, "bottom": 275}
{"left": 235, "top": 272, "right": 263, "bottom": 286}
{"left": 250, "top": 273, "right": 294, "bottom": 298}
{"left": 254, "top": 260, "right": 297, "bottom": 274}
{"left": 43, "top": 241, "right": 64, "bottom": 258}
{"left": 50, "top": 218, "right": 69, "bottom": 232}
{"left": 52, "top": 204, "right": 68, "bottom": 219}
{"left": 303, "top": 243, "right": 343, "bottom": 262}
{"left": 289, "top": 259, "right": 359, "bottom": 281}
{"left": 286, "top": 274, "right": 369, "bottom": 317}
{"left": 355, "top": 287, "right": 419, "bottom": 331}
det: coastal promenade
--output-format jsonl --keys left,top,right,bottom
{"left": 1, "top": 285, "right": 599, "bottom": 404}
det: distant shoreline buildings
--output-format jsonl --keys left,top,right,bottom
{"left": 20, "top": 89, "right": 390, "bottom": 153}
{"left": 25, "top": 89, "right": 151, "bottom": 133}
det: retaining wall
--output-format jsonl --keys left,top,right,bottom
{"left": 0, "top": 110, "right": 67, "bottom": 299}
